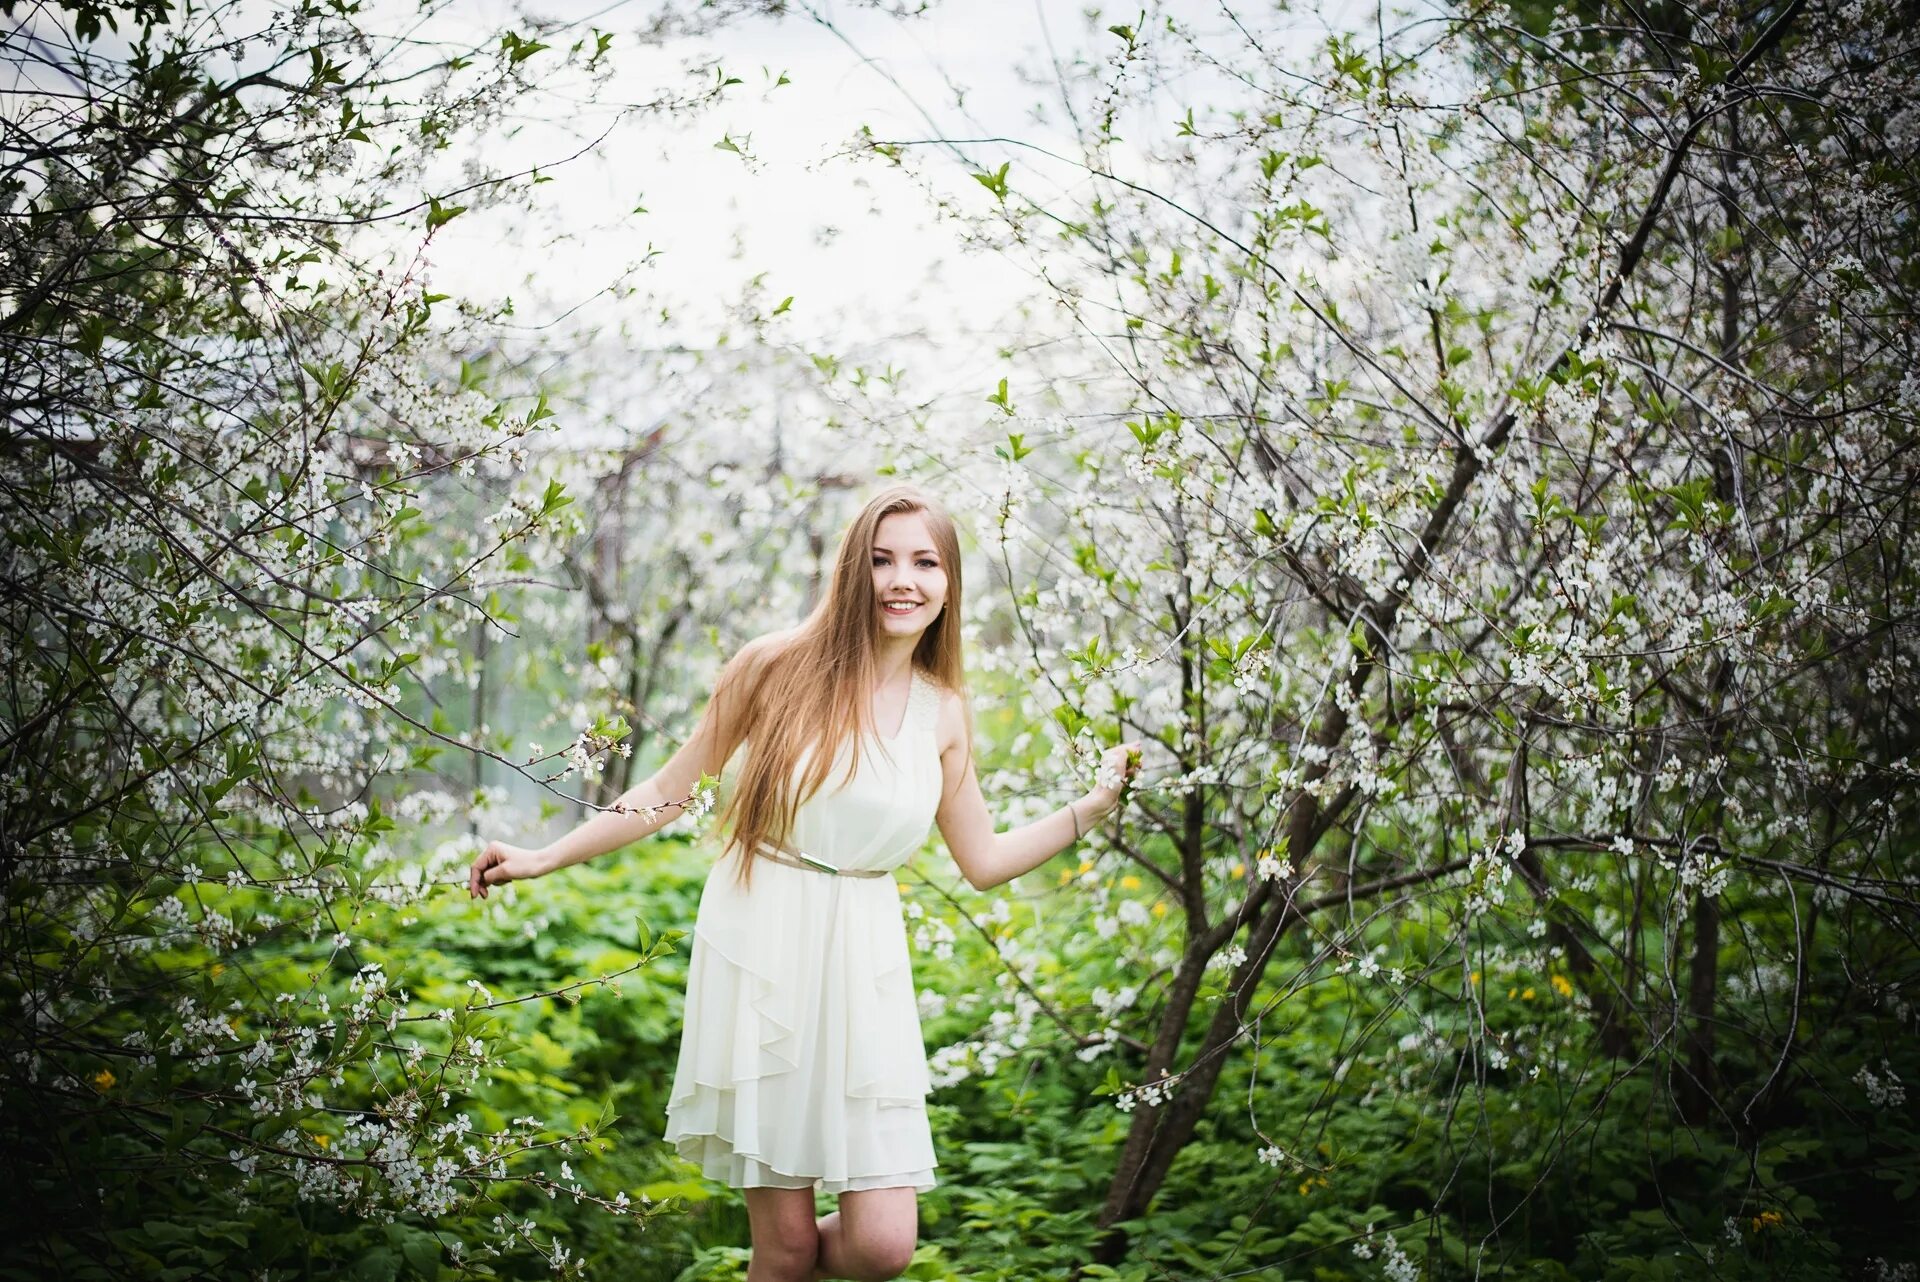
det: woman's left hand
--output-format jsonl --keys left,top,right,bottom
{"left": 1086, "top": 741, "right": 1144, "bottom": 813}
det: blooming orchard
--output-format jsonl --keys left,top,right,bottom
{"left": 833, "top": 0, "right": 1920, "bottom": 1266}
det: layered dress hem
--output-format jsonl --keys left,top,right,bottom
{"left": 661, "top": 669, "right": 945, "bottom": 1194}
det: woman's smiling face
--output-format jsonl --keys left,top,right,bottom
{"left": 871, "top": 510, "right": 948, "bottom": 638}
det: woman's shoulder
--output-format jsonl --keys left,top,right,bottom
{"left": 706, "top": 630, "right": 804, "bottom": 744}
{"left": 916, "top": 665, "right": 959, "bottom": 702}
{"left": 922, "top": 673, "right": 971, "bottom": 753}
{"left": 719, "top": 628, "right": 800, "bottom": 681}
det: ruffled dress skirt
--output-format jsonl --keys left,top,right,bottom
{"left": 664, "top": 669, "right": 946, "bottom": 1193}
{"left": 663, "top": 854, "right": 937, "bottom": 1192}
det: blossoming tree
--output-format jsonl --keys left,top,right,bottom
{"left": 0, "top": 0, "right": 809, "bottom": 1272}
{"left": 841, "top": 0, "right": 1918, "bottom": 1270}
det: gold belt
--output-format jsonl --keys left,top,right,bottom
{"left": 753, "top": 839, "right": 889, "bottom": 878}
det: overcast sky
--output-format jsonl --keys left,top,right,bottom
{"left": 419, "top": 0, "right": 1115, "bottom": 369}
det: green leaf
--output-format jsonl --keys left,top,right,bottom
{"left": 972, "top": 161, "right": 1010, "bottom": 201}
{"left": 501, "top": 32, "right": 549, "bottom": 64}
{"left": 389, "top": 1225, "right": 439, "bottom": 1279}
{"left": 985, "top": 377, "right": 1012, "bottom": 414}
{"left": 994, "top": 432, "right": 1032, "bottom": 463}
{"left": 425, "top": 195, "right": 465, "bottom": 231}
{"left": 76, "top": 315, "right": 109, "bottom": 356}
{"left": 346, "top": 1245, "right": 400, "bottom": 1282}
{"left": 303, "top": 360, "right": 350, "bottom": 402}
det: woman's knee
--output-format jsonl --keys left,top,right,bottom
{"left": 748, "top": 1229, "right": 819, "bottom": 1282}
{"left": 744, "top": 1187, "right": 821, "bottom": 1277}
{"left": 845, "top": 1231, "right": 916, "bottom": 1281}
{"left": 760, "top": 1231, "right": 819, "bottom": 1264}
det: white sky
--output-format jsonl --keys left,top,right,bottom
{"left": 417, "top": 0, "right": 1119, "bottom": 382}
{"left": 9, "top": 0, "right": 1383, "bottom": 443}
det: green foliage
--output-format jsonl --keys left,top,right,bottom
{"left": 10, "top": 0, "right": 1920, "bottom": 1277}
{"left": 880, "top": 825, "right": 1920, "bottom": 1279}
{"left": 974, "top": 162, "right": 1012, "bottom": 202}
{"left": 0, "top": 0, "right": 778, "bottom": 1275}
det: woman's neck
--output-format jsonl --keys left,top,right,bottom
{"left": 872, "top": 637, "right": 918, "bottom": 691}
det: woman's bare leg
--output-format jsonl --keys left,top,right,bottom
{"left": 812, "top": 1185, "right": 918, "bottom": 1282}
{"left": 744, "top": 1186, "right": 822, "bottom": 1282}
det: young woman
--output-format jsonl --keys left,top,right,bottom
{"left": 468, "top": 484, "right": 1141, "bottom": 1282}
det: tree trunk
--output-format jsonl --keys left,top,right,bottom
{"left": 1678, "top": 118, "right": 1748, "bottom": 1124}
{"left": 1092, "top": 613, "right": 1215, "bottom": 1252}
{"left": 1088, "top": 841, "right": 1478, "bottom": 1265}
{"left": 1679, "top": 891, "right": 1720, "bottom": 1124}
{"left": 1093, "top": 870, "right": 1307, "bottom": 1252}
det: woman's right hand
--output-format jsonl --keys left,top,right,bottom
{"left": 1085, "top": 741, "right": 1144, "bottom": 814}
{"left": 469, "top": 841, "right": 552, "bottom": 899}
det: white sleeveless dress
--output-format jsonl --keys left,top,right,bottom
{"left": 662, "top": 667, "right": 944, "bottom": 1192}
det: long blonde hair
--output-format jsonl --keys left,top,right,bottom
{"left": 707, "top": 485, "right": 970, "bottom": 889}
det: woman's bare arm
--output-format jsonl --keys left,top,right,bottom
{"left": 535, "top": 710, "right": 729, "bottom": 874}
{"left": 470, "top": 643, "right": 760, "bottom": 896}
{"left": 932, "top": 688, "right": 1138, "bottom": 892}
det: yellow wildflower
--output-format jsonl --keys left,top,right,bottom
{"left": 1470, "top": 970, "right": 1481, "bottom": 986}
{"left": 1522, "top": 987, "right": 1535, "bottom": 1001}
{"left": 1121, "top": 875, "right": 1141, "bottom": 891}
{"left": 1750, "top": 1210, "right": 1783, "bottom": 1232}
{"left": 210, "top": 962, "right": 224, "bottom": 978}
{"left": 1059, "top": 868, "right": 1073, "bottom": 886}
{"left": 1150, "top": 901, "right": 1167, "bottom": 918}
{"left": 897, "top": 882, "right": 911, "bottom": 893}
{"left": 1550, "top": 973, "right": 1574, "bottom": 998}
{"left": 1508, "top": 986, "right": 1517, "bottom": 1000}
{"left": 91, "top": 1068, "right": 115, "bottom": 1093}
{"left": 1230, "top": 862, "right": 1245, "bottom": 879}
{"left": 1078, "top": 859, "right": 1093, "bottom": 874}
{"left": 313, "top": 1132, "right": 331, "bottom": 1149}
